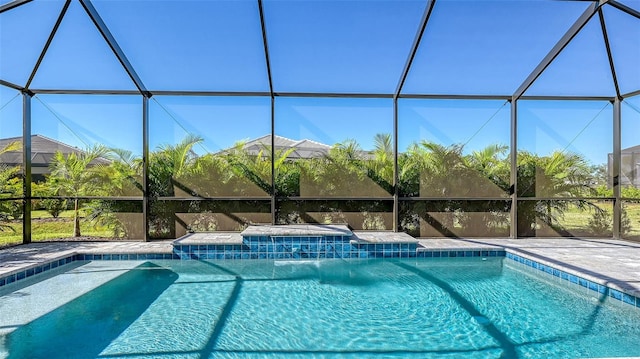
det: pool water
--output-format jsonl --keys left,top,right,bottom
{"left": 1, "top": 258, "right": 639, "bottom": 358}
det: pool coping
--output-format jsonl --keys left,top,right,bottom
{"left": 0, "top": 239, "right": 639, "bottom": 310}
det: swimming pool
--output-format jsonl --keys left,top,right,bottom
{"left": 1, "top": 257, "right": 639, "bottom": 358}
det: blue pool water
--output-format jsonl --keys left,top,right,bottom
{"left": 1, "top": 258, "right": 639, "bottom": 358}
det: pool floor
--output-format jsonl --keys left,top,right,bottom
{"left": 1, "top": 258, "right": 640, "bottom": 358}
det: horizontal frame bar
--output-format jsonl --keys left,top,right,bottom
{"left": 30, "top": 196, "right": 144, "bottom": 201}
{"left": 24, "top": 196, "right": 617, "bottom": 202}
{"left": 399, "top": 197, "right": 511, "bottom": 201}
{"left": 155, "top": 91, "right": 271, "bottom": 97}
{"left": 277, "top": 197, "right": 394, "bottom": 201}
{"left": 516, "top": 197, "right": 616, "bottom": 201}
{"left": 155, "top": 197, "right": 272, "bottom": 201}
{"left": 0, "top": 197, "right": 24, "bottom": 201}
{"left": 398, "top": 94, "right": 510, "bottom": 100}
{"left": 21, "top": 89, "right": 624, "bottom": 102}
{"left": 273, "top": 92, "right": 393, "bottom": 99}
{"left": 519, "top": 95, "right": 615, "bottom": 101}
{"left": 27, "top": 89, "right": 142, "bottom": 95}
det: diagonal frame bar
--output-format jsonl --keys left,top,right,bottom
{"left": 394, "top": 0, "right": 436, "bottom": 98}
{"left": 0, "top": 80, "right": 24, "bottom": 92}
{"left": 622, "top": 89, "right": 640, "bottom": 98}
{"left": 25, "top": 0, "right": 71, "bottom": 90}
{"left": 79, "top": 0, "right": 150, "bottom": 97}
{"left": 598, "top": 9, "right": 621, "bottom": 99}
{"left": 513, "top": 1, "right": 607, "bottom": 100}
{"left": 608, "top": 0, "right": 640, "bottom": 19}
{"left": 0, "top": 0, "right": 31, "bottom": 14}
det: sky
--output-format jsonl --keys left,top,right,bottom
{"left": 1, "top": 0, "right": 639, "bottom": 165}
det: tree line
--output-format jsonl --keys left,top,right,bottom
{"left": 0, "top": 133, "right": 629, "bottom": 239}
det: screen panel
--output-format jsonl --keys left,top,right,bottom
{"left": 149, "top": 96, "right": 271, "bottom": 199}
{"left": 517, "top": 199, "right": 613, "bottom": 238}
{"left": 398, "top": 99, "right": 511, "bottom": 198}
{"left": 399, "top": 200, "right": 511, "bottom": 238}
{"left": 91, "top": 0, "right": 269, "bottom": 92}
{"left": 32, "top": 94, "right": 142, "bottom": 198}
{"left": 404, "top": 0, "right": 590, "bottom": 95}
{"left": 264, "top": 0, "right": 425, "bottom": 93}
{"left": 517, "top": 100, "right": 613, "bottom": 198}
{"left": 275, "top": 97, "right": 393, "bottom": 199}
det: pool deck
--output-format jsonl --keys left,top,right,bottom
{"left": 1, "top": 237, "right": 639, "bottom": 297}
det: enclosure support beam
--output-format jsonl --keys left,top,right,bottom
{"left": 390, "top": 0, "right": 436, "bottom": 233}
{"left": 142, "top": 96, "right": 150, "bottom": 241}
{"left": 613, "top": 98, "right": 621, "bottom": 239}
{"left": 257, "top": 0, "right": 276, "bottom": 225}
{"left": 270, "top": 97, "right": 276, "bottom": 225}
{"left": 22, "top": 92, "right": 32, "bottom": 244}
{"left": 393, "top": 98, "right": 399, "bottom": 232}
{"left": 513, "top": 1, "right": 604, "bottom": 100}
{"left": 509, "top": 99, "right": 518, "bottom": 238}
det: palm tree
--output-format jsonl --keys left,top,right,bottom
{"left": 465, "top": 144, "right": 510, "bottom": 195}
{"left": 105, "top": 148, "right": 143, "bottom": 196}
{"left": 48, "top": 145, "right": 109, "bottom": 237}
{"left": 147, "top": 135, "right": 202, "bottom": 238}
{"left": 517, "top": 150, "right": 596, "bottom": 236}
{"left": 0, "top": 141, "right": 21, "bottom": 197}
{"left": 367, "top": 133, "right": 394, "bottom": 193}
{"left": 149, "top": 134, "right": 203, "bottom": 197}
{"left": 398, "top": 141, "right": 512, "bottom": 236}
{"left": 0, "top": 141, "right": 22, "bottom": 231}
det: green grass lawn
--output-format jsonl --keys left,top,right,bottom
{"left": 2, "top": 204, "right": 640, "bottom": 247}
{"left": 536, "top": 201, "right": 640, "bottom": 239}
{"left": 0, "top": 210, "right": 116, "bottom": 247}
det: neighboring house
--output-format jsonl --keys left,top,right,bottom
{"left": 0, "top": 134, "right": 109, "bottom": 182}
{"left": 608, "top": 144, "right": 640, "bottom": 187}
{"left": 238, "top": 134, "right": 332, "bottom": 159}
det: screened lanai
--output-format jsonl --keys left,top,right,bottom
{"left": 0, "top": 0, "right": 639, "bottom": 245}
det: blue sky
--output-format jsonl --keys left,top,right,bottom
{"left": 1, "top": 0, "right": 639, "bottom": 165}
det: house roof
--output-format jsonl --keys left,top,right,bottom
{"left": 0, "top": 134, "right": 110, "bottom": 167}
{"left": 240, "top": 135, "right": 332, "bottom": 159}
{"left": 622, "top": 145, "right": 640, "bottom": 154}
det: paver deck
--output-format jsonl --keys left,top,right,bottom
{"left": 0, "top": 237, "right": 639, "bottom": 297}
{"left": 0, "top": 241, "right": 172, "bottom": 277}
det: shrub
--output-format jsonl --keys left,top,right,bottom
{"left": 588, "top": 209, "right": 611, "bottom": 236}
